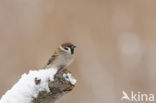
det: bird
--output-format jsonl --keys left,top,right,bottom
{"left": 121, "top": 91, "right": 130, "bottom": 101}
{"left": 45, "top": 42, "right": 76, "bottom": 71}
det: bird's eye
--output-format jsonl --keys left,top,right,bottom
{"left": 64, "top": 47, "right": 69, "bottom": 50}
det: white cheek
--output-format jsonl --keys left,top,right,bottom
{"left": 60, "top": 46, "right": 65, "bottom": 51}
{"left": 67, "top": 48, "right": 71, "bottom": 53}
{"left": 59, "top": 46, "right": 71, "bottom": 54}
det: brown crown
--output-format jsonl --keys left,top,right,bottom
{"left": 61, "top": 42, "right": 75, "bottom": 48}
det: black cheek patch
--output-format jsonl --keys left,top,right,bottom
{"left": 64, "top": 47, "right": 68, "bottom": 50}
{"left": 71, "top": 48, "right": 74, "bottom": 54}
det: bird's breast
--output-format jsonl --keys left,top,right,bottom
{"left": 52, "top": 53, "right": 74, "bottom": 68}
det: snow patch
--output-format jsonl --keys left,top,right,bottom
{"left": 63, "top": 73, "right": 77, "bottom": 85}
{"left": 0, "top": 68, "right": 57, "bottom": 103}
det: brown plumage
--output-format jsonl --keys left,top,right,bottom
{"left": 61, "top": 42, "right": 75, "bottom": 48}
{"left": 47, "top": 48, "right": 62, "bottom": 65}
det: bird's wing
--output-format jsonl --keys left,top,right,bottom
{"left": 47, "top": 51, "right": 59, "bottom": 65}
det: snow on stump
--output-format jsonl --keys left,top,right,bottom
{"left": 0, "top": 68, "right": 76, "bottom": 103}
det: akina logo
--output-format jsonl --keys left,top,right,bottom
{"left": 121, "top": 91, "right": 154, "bottom": 102}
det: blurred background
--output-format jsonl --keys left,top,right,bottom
{"left": 0, "top": 0, "right": 156, "bottom": 103}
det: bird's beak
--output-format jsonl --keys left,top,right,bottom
{"left": 73, "top": 45, "right": 76, "bottom": 48}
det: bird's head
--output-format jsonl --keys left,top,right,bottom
{"left": 59, "top": 42, "right": 76, "bottom": 55}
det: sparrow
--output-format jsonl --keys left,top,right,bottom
{"left": 45, "top": 42, "right": 76, "bottom": 70}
